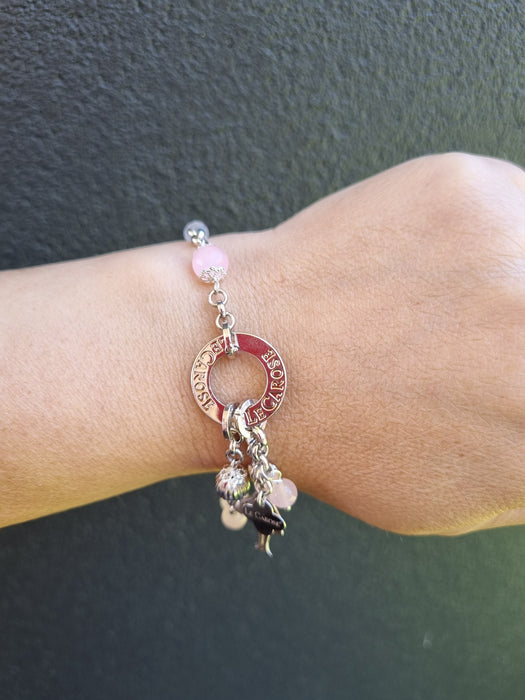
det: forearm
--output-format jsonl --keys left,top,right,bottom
{"left": 0, "top": 242, "right": 224, "bottom": 526}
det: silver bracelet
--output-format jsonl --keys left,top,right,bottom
{"left": 184, "top": 220, "right": 297, "bottom": 556}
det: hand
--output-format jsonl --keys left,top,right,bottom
{"left": 238, "top": 153, "right": 524, "bottom": 534}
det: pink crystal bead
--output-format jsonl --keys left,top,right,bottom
{"left": 219, "top": 498, "right": 248, "bottom": 530}
{"left": 269, "top": 478, "right": 298, "bottom": 510}
{"left": 221, "top": 507, "right": 248, "bottom": 530}
{"left": 192, "top": 244, "right": 229, "bottom": 282}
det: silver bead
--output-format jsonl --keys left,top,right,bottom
{"left": 216, "top": 464, "right": 251, "bottom": 501}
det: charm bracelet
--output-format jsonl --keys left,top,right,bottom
{"left": 184, "top": 220, "right": 297, "bottom": 556}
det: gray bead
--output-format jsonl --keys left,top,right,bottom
{"left": 183, "top": 219, "right": 210, "bottom": 245}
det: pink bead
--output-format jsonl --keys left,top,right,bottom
{"left": 270, "top": 478, "right": 298, "bottom": 509}
{"left": 192, "top": 244, "right": 229, "bottom": 281}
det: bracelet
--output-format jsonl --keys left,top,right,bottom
{"left": 184, "top": 220, "right": 297, "bottom": 556}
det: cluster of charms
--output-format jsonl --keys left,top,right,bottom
{"left": 184, "top": 220, "right": 297, "bottom": 556}
{"left": 216, "top": 400, "right": 297, "bottom": 555}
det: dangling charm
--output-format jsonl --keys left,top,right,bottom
{"left": 219, "top": 498, "right": 248, "bottom": 531}
{"left": 215, "top": 464, "right": 251, "bottom": 502}
{"left": 235, "top": 494, "right": 286, "bottom": 556}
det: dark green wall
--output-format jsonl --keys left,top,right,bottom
{"left": 1, "top": 2, "right": 524, "bottom": 698}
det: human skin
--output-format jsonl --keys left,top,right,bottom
{"left": 0, "top": 153, "right": 523, "bottom": 533}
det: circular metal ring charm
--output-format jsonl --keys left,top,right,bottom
{"left": 191, "top": 333, "right": 287, "bottom": 426}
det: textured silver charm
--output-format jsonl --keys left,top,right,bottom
{"left": 215, "top": 464, "right": 251, "bottom": 501}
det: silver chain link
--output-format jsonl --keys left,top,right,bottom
{"left": 208, "top": 281, "right": 239, "bottom": 355}
{"left": 247, "top": 425, "right": 276, "bottom": 503}
{"left": 225, "top": 439, "right": 244, "bottom": 469}
{"left": 222, "top": 403, "right": 244, "bottom": 469}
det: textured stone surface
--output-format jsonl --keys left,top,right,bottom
{"left": 1, "top": 2, "right": 524, "bottom": 699}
